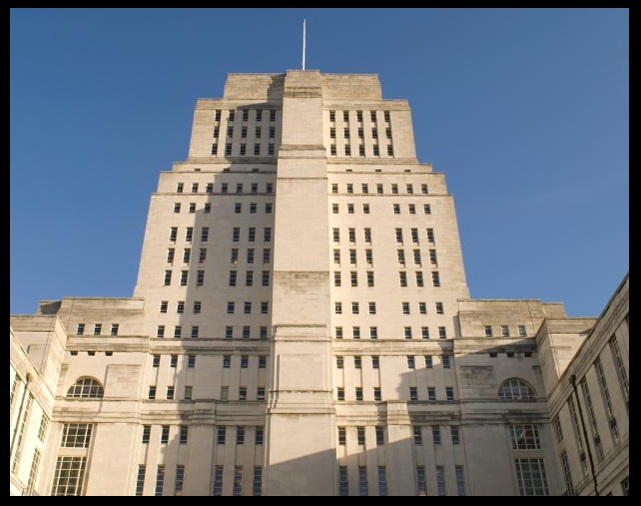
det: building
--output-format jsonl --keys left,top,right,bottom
{"left": 9, "top": 69, "right": 629, "bottom": 496}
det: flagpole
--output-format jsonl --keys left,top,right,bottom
{"left": 302, "top": 19, "right": 306, "bottom": 70}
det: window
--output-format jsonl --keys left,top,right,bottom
{"left": 212, "top": 466, "right": 224, "bottom": 496}
{"left": 369, "top": 326, "right": 378, "bottom": 339}
{"left": 427, "top": 228, "right": 435, "bottom": 244}
{"left": 395, "top": 228, "right": 403, "bottom": 243}
{"left": 263, "top": 248, "right": 271, "bottom": 264}
{"left": 239, "top": 387, "right": 247, "bottom": 401}
{"left": 428, "top": 387, "right": 436, "bottom": 401}
{"left": 621, "top": 476, "right": 629, "bottom": 496}
{"left": 413, "top": 426, "right": 423, "bottom": 445}
{"left": 348, "top": 227, "right": 356, "bottom": 242}
{"left": 416, "top": 272, "right": 424, "bottom": 287}
{"left": 393, "top": 203, "right": 401, "bottom": 214}
{"left": 446, "top": 387, "right": 455, "bottom": 401}
{"left": 180, "top": 270, "right": 188, "bottom": 286}
{"left": 185, "top": 227, "right": 193, "bottom": 242}
{"left": 214, "top": 427, "right": 227, "bottom": 447}
{"left": 175, "top": 465, "right": 185, "bottom": 495}
{"left": 170, "top": 354, "right": 178, "bottom": 367}
{"left": 518, "top": 325, "right": 527, "bottom": 337}
{"left": 199, "top": 248, "right": 207, "bottom": 263}
{"left": 454, "top": 466, "right": 466, "bottom": 496}
{"left": 407, "top": 356, "right": 415, "bottom": 369}
{"left": 431, "top": 271, "right": 441, "bottom": 287}
{"left": 38, "top": 413, "right": 50, "bottom": 442}
{"left": 355, "top": 388, "right": 363, "bottom": 401}
{"left": 409, "top": 387, "right": 418, "bottom": 401}
{"left": 51, "top": 456, "right": 87, "bottom": 496}
{"left": 438, "top": 326, "right": 447, "bottom": 339}
{"left": 411, "top": 228, "right": 419, "bottom": 243}
{"left": 510, "top": 425, "right": 541, "bottom": 449}
{"left": 334, "top": 302, "right": 342, "bottom": 314}
{"left": 229, "top": 271, "right": 237, "bottom": 286}
{"left": 484, "top": 325, "right": 493, "bottom": 337}
{"left": 178, "top": 425, "right": 189, "bottom": 444}
{"left": 399, "top": 271, "right": 407, "bottom": 287}
{"left": 339, "top": 466, "right": 349, "bottom": 496}
{"left": 135, "top": 465, "right": 146, "bottom": 496}
{"left": 166, "top": 385, "right": 175, "bottom": 400}
{"left": 442, "top": 355, "right": 451, "bottom": 369}
{"left": 191, "top": 326, "right": 199, "bottom": 339}
{"left": 66, "top": 377, "right": 104, "bottom": 398}
{"left": 337, "top": 388, "right": 345, "bottom": 401}
{"left": 498, "top": 378, "right": 536, "bottom": 401}
{"left": 416, "top": 466, "right": 427, "bottom": 496}
{"left": 93, "top": 323, "right": 102, "bottom": 335}
{"left": 357, "top": 426, "right": 366, "bottom": 445}
{"left": 241, "top": 355, "right": 249, "bottom": 368}
{"left": 374, "top": 387, "right": 381, "bottom": 401}
{"left": 409, "top": 203, "right": 416, "bottom": 214}
{"left": 433, "top": 426, "right": 441, "bottom": 445}
{"left": 234, "top": 202, "right": 242, "bottom": 213}
{"left": 255, "top": 427, "right": 264, "bottom": 446}
{"left": 262, "top": 270, "right": 270, "bottom": 286}
{"left": 157, "top": 325, "right": 165, "bottom": 338}
{"left": 501, "top": 325, "right": 510, "bottom": 337}
{"left": 161, "top": 425, "right": 170, "bottom": 443}
{"left": 364, "top": 228, "right": 372, "bottom": 243}
{"left": 264, "top": 227, "right": 272, "bottom": 242}
{"left": 152, "top": 355, "right": 161, "bottom": 368}
{"left": 76, "top": 323, "right": 85, "bottom": 335}
{"left": 514, "top": 458, "right": 549, "bottom": 496}
{"left": 372, "top": 356, "right": 380, "bottom": 369}
{"left": 404, "top": 327, "right": 413, "bottom": 339}
{"left": 351, "top": 301, "right": 359, "bottom": 314}
{"left": 354, "top": 356, "right": 362, "bottom": 369}
{"left": 450, "top": 425, "right": 461, "bottom": 445}
{"left": 260, "top": 326, "right": 268, "bottom": 339}
{"left": 423, "top": 204, "right": 431, "bottom": 214}
{"left": 177, "top": 300, "right": 185, "bottom": 313}
{"left": 358, "top": 466, "right": 368, "bottom": 496}
{"left": 223, "top": 355, "right": 231, "bottom": 368}
{"left": 338, "top": 427, "right": 346, "bottom": 445}
{"left": 60, "top": 423, "right": 93, "bottom": 448}
{"left": 435, "top": 302, "right": 444, "bottom": 314}
{"left": 154, "top": 465, "right": 165, "bottom": 496}
{"left": 335, "top": 327, "right": 343, "bottom": 339}
{"left": 352, "top": 326, "right": 361, "bottom": 339}
{"left": 174, "top": 326, "right": 182, "bottom": 338}
{"left": 609, "top": 335, "right": 629, "bottom": 406}
{"left": 236, "top": 426, "right": 245, "bottom": 445}
{"left": 436, "top": 466, "right": 446, "bottom": 496}
{"left": 232, "top": 227, "right": 240, "bottom": 241}
{"left": 334, "top": 271, "right": 341, "bottom": 287}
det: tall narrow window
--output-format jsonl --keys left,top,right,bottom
{"left": 358, "top": 466, "right": 368, "bottom": 496}
{"left": 154, "top": 465, "right": 165, "bottom": 496}
{"left": 212, "top": 466, "right": 224, "bottom": 496}
{"left": 135, "top": 465, "right": 146, "bottom": 496}
{"left": 339, "top": 466, "right": 349, "bottom": 496}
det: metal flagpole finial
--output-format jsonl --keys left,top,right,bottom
{"left": 302, "top": 19, "right": 306, "bottom": 70}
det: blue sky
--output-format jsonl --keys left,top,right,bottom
{"left": 10, "top": 8, "right": 628, "bottom": 317}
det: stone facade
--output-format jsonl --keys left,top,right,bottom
{"left": 9, "top": 70, "right": 628, "bottom": 496}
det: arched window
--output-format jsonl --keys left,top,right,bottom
{"left": 498, "top": 378, "right": 536, "bottom": 401}
{"left": 66, "top": 377, "right": 104, "bottom": 399}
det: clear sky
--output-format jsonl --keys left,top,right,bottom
{"left": 10, "top": 8, "right": 628, "bottom": 317}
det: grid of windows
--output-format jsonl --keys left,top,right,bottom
{"left": 60, "top": 423, "right": 93, "bottom": 448}
{"left": 51, "top": 456, "right": 87, "bottom": 496}
{"left": 514, "top": 458, "right": 549, "bottom": 496}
